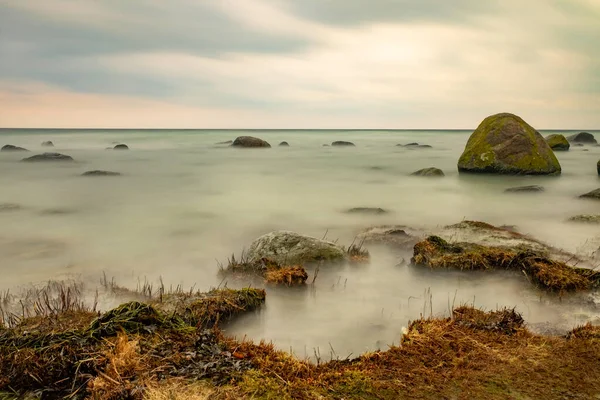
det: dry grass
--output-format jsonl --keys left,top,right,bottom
{"left": 219, "top": 255, "right": 309, "bottom": 286}
{"left": 411, "top": 235, "right": 600, "bottom": 293}
{"left": 265, "top": 266, "right": 308, "bottom": 286}
{"left": 345, "top": 239, "right": 370, "bottom": 264}
{"left": 144, "top": 380, "right": 216, "bottom": 400}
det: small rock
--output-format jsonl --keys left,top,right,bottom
{"left": 113, "top": 144, "right": 129, "bottom": 150}
{"left": 504, "top": 185, "right": 545, "bottom": 193}
{"left": 82, "top": 170, "right": 121, "bottom": 177}
{"left": 1, "top": 144, "right": 28, "bottom": 152}
{"left": 579, "top": 188, "right": 600, "bottom": 200}
{"left": 545, "top": 134, "right": 570, "bottom": 151}
{"left": 356, "top": 225, "right": 421, "bottom": 251}
{"left": 568, "top": 215, "right": 600, "bottom": 224}
{"left": 0, "top": 203, "right": 21, "bottom": 212}
{"left": 41, "top": 141, "right": 54, "bottom": 147}
{"left": 405, "top": 143, "right": 419, "bottom": 146}
{"left": 331, "top": 141, "right": 355, "bottom": 147}
{"left": 322, "top": 144, "right": 330, "bottom": 147}
{"left": 232, "top": 136, "right": 271, "bottom": 148}
{"left": 346, "top": 207, "right": 388, "bottom": 215}
{"left": 567, "top": 132, "right": 598, "bottom": 145}
{"left": 411, "top": 167, "right": 444, "bottom": 177}
{"left": 278, "top": 141, "right": 290, "bottom": 147}
{"left": 21, "top": 153, "right": 74, "bottom": 162}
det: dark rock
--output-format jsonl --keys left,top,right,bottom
{"left": 411, "top": 167, "right": 444, "bottom": 177}
{"left": 405, "top": 143, "right": 419, "bottom": 146}
{"left": 82, "top": 170, "right": 121, "bottom": 177}
{"left": 545, "top": 134, "right": 570, "bottom": 151}
{"left": 397, "top": 143, "right": 432, "bottom": 148}
{"left": 346, "top": 207, "right": 388, "bottom": 215}
{"left": 41, "top": 141, "right": 54, "bottom": 147}
{"left": 322, "top": 144, "right": 330, "bottom": 147}
{"left": 1, "top": 144, "right": 28, "bottom": 152}
{"left": 567, "top": 132, "right": 597, "bottom": 145}
{"left": 331, "top": 141, "right": 355, "bottom": 147}
{"left": 457, "top": 113, "right": 561, "bottom": 175}
{"left": 21, "top": 152, "right": 74, "bottom": 162}
{"left": 113, "top": 144, "right": 129, "bottom": 150}
{"left": 216, "top": 140, "right": 233, "bottom": 145}
{"left": 597, "top": 159, "right": 600, "bottom": 175}
{"left": 579, "top": 188, "right": 600, "bottom": 200}
{"left": 278, "top": 141, "right": 290, "bottom": 147}
{"left": 504, "top": 185, "right": 545, "bottom": 193}
{"left": 416, "top": 144, "right": 432, "bottom": 148}
{"left": 231, "top": 136, "right": 271, "bottom": 148}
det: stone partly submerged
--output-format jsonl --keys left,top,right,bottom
{"left": 545, "top": 134, "right": 570, "bottom": 151}
{"left": 245, "top": 231, "right": 346, "bottom": 265}
{"left": 278, "top": 141, "right": 290, "bottom": 147}
{"left": 113, "top": 144, "right": 129, "bottom": 150}
{"left": 567, "top": 132, "right": 597, "bottom": 145}
{"left": 597, "top": 159, "right": 600, "bottom": 175}
{"left": 345, "top": 207, "right": 388, "bottom": 215}
{"left": 411, "top": 167, "right": 444, "bottom": 177}
{"left": 231, "top": 136, "right": 271, "bottom": 148}
{"left": 331, "top": 141, "right": 355, "bottom": 147}
{"left": 504, "top": 185, "right": 545, "bottom": 193}
{"left": 82, "top": 170, "right": 121, "bottom": 177}
{"left": 41, "top": 141, "right": 54, "bottom": 147}
{"left": 580, "top": 189, "right": 600, "bottom": 200}
{"left": 457, "top": 113, "right": 561, "bottom": 175}
{"left": 568, "top": 215, "right": 600, "bottom": 224}
{"left": 1, "top": 144, "right": 28, "bottom": 152}
{"left": 21, "top": 153, "right": 74, "bottom": 162}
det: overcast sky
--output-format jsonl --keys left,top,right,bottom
{"left": 1, "top": 0, "right": 599, "bottom": 129}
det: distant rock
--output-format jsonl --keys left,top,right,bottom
{"left": 245, "top": 231, "right": 346, "bottom": 265}
{"left": 331, "top": 141, "right": 355, "bottom": 147}
{"left": 504, "top": 185, "right": 545, "bottom": 193}
{"left": 411, "top": 167, "right": 444, "bottom": 177}
{"left": 597, "top": 159, "right": 600, "bottom": 175}
{"left": 567, "top": 132, "right": 597, "bottom": 145}
{"left": 113, "top": 144, "right": 129, "bottom": 150}
{"left": 545, "top": 134, "right": 570, "bottom": 151}
{"left": 405, "top": 143, "right": 419, "bottom": 146}
{"left": 216, "top": 140, "right": 233, "bottom": 145}
{"left": 356, "top": 225, "right": 422, "bottom": 251}
{"left": 0, "top": 203, "right": 21, "bottom": 212}
{"left": 398, "top": 143, "right": 432, "bottom": 149}
{"left": 579, "top": 188, "right": 600, "bottom": 200}
{"left": 322, "top": 144, "right": 330, "bottom": 147}
{"left": 346, "top": 207, "right": 388, "bottom": 215}
{"left": 82, "top": 170, "right": 121, "bottom": 177}
{"left": 22, "top": 153, "right": 74, "bottom": 162}
{"left": 1, "top": 144, "right": 28, "bottom": 152}
{"left": 231, "top": 136, "right": 271, "bottom": 148}
{"left": 41, "top": 141, "right": 54, "bottom": 147}
{"left": 457, "top": 113, "right": 561, "bottom": 175}
{"left": 568, "top": 215, "right": 600, "bottom": 224}
{"left": 278, "top": 141, "right": 290, "bottom": 147}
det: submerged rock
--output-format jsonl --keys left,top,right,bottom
{"left": 346, "top": 207, "right": 388, "bottom": 215}
{"left": 457, "top": 113, "right": 561, "bottom": 175}
{"left": 597, "top": 159, "right": 599, "bottom": 175}
{"left": 411, "top": 167, "right": 444, "bottom": 177}
{"left": 504, "top": 185, "right": 545, "bottom": 193}
{"left": 567, "top": 132, "right": 597, "bottom": 145}
{"left": 82, "top": 170, "right": 121, "bottom": 177}
{"left": 21, "top": 153, "right": 74, "bottom": 162}
{"left": 545, "top": 134, "right": 570, "bottom": 151}
{"left": 1, "top": 144, "right": 28, "bottom": 152}
{"left": 245, "top": 231, "right": 346, "bottom": 265}
{"left": 216, "top": 140, "right": 233, "bottom": 145}
{"left": 579, "top": 188, "right": 600, "bottom": 200}
{"left": 0, "top": 203, "right": 21, "bottom": 212}
{"left": 398, "top": 143, "right": 432, "bottom": 149}
{"left": 356, "top": 225, "right": 422, "bottom": 251}
{"left": 231, "top": 136, "right": 271, "bottom": 148}
{"left": 113, "top": 144, "right": 129, "bottom": 150}
{"left": 278, "top": 141, "right": 290, "bottom": 147}
{"left": 41, "top": 141, "right": 54, "bottom": 147}
{"left": 568, "top": 215, "right": 600, "bottom": 224}
{"left": 331, "top": 141, "right": 355, "bottom": 147}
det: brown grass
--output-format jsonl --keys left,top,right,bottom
{"left": 346, "top": 240, "right": 370, "bottom": 264}
{"left": 219, "top": 255, "right": 309, "bottom": 286}
{"left": 265, "top": 266, "right": 308, "bottom": 286}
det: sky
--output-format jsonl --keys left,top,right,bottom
{"left": 0, "top": 0, "right": 599, "bottom": 129}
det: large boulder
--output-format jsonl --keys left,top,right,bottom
{"left": 457, "top": 113, "right": 561, "bottom": 175}
{"left": 232, "top": 136, "right": 271, "bottom": 148}
{"left": 245, "top": 231, "right": 346, "bottom": 265}
{"left": 545, "top": 134, "right": 570, "bottom": 151}
{"left": 411, "top": 167, "right": 444, "bottom": 177}
{"left": 1, "top": 144, "right": 28, "bottom": 152}
{"left": 331, "top": 141, "right": 355, "bottom": 147}
{"left": 567, "top": 132, "right": 597, "bottom": 145}
{"left": 21, "top": 153, "right": 74, "bottom": 162}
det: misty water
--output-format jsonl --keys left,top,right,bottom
{"left": 1, "top": 129, "right": 599, "bottom": 360}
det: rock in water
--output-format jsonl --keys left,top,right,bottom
{"left": 245, "top": 231, "right": 346, "bottom": 265}
{"left": 346, "top": 207, "right": 388, "bottom": 215}
{"left": 331, "top": 141, "right": 355, "bottom": 147}
{"left": 545, "top": 134, "right": 570, "bottom": 151}
{"left": 457, "top": 113, "right": 561, "bottom": 175}
{"left": 22, "top": 153, "right": 74, "bottom": 162}
{"left": 597, "top": 159, "right": 600, "bottom": 176}
{"left": 82, "top": 170, "right": 121, "bottom": 177}
{"left": 113, "top": 144, "right": 129, "bottom": 150}
{"left": 1, "top": 144, "right": 28, "bottom": 152}
{"left": 579, "top": 189, "right": 600, "bottom": 200}
{"left": 41, "top": 141, "right": 54, "bottom": 147}
{"left": 231, "top": 136, "right": 271, "bottom": 148}
{"left": 504, "top": 185, "right": 545, "bottom": 193}
{"left": 216, "top": 140, "right": 233, "bottom": 145}
{"left": 279, "top": 141, "right": 290, "bottom": 147}
{"left": 568, "top": 215, "right": 600, "bottom": 224}
{"left": 567, "top": 132, "right": 597, "bottom": 145}
{"left": 411, "top": 167, "right": 445, "bottom": 177}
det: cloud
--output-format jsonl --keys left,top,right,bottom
{"left": 0, "top": 0, "right": 598, "bottom": 128}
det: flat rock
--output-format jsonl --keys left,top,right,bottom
{"left": 232, "top": 136, "right": 271, "bottom": 148}
{"left": 245, "top": 231, "right": 346, "bottom": 265}
{"left": 579, "top": 188, "right": 600, "bottom": 200}
{"left": 21, "top": 152, "right": 74, "bottom": 162}
{"left": 504, "top": 185, "right": 545, "bottom": 193}
{"left": 411, "top": 167, "right": 444, "bottom": 177}
{"left": 1, "top": 144, "right": 28, "bottom": 152}
{"left": 567, "top": 132, "right": 597, "bottom": 145}
{"left": 41, "top": 141, "right": 54, "bottom": 147}
{"left": 568, "top": 215, "right": 600, "bottom": 224}
{"left": 346, "top": 207, "right": 388, "bottom": 215}
{"left": 331, "top": 141, "right": 355, "bottom": 147}
{"left": 545, "top": 134, "right": 570, "bottom": 151}
{"left": 113, "top": 144, "right": 129, "bottom": 150}
{"left": 82, "top": 170, "right": 121, "bottom": 177}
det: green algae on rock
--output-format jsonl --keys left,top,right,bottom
{"left": 545, "top": 134, "right": 570, "bottom": 151}
{"left": 457, "top": 113, "right": 561, "bottom": 175}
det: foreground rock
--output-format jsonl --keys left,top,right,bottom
{"left": 331, "top": 141, "right": 355, "bottom": 147}
{"left": 568, "top": 215, "right": 600, "bottom": 224}
{"left": 278, "top": 141, "right": 290, "bottom": 147}
{"left": 567, "top": 132, "right": 597, "bottom": 145}
{"left": 457, "top": 113, "right": 561, "bottom": 175}
{"left": 1, "top": 144, "right": 28, "bottom": 152}
{"left": 346, "top": 207, "right": 388, "bottom": 215}
{"left": 579, "top": 188, "right": 600, "bottom": 200}
{"left": 504, "top": 185, "right": 545, "bottom": 193}
{"left": 41, "top": 141, "right": 54, "bottom": 147}
{"left": 21, "top": 153, "right": 74, "bottom": 162}
{"left": 245, "top": 231, "right": 347, "bottom": 265}
{"left": 545, "top": 134, "right": 570, "bottom": 151}
{"left": 232, "top": 136, "right": 271, "bottom": 148}
{"left": 411, "top": 167, "right": 444, "bottom": 177}
{"left": 113, "top": 144, "right": 129, "bottom": 150}
{"left": 82, "top": 170, "right": 121, "bottom": 177}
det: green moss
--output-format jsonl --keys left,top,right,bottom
{"left": 546, "top": 134, "right": 570, "bottom": 151}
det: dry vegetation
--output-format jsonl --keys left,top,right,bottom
{"left": 219, "top": 254, "right": 309, "bottom": 286}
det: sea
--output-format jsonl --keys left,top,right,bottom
{"left": 1, "top": 128, "right": 599, "bottom": 359}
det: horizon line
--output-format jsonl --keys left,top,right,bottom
{"left": 1, "top": 127, "right": 598, "bottom": 132}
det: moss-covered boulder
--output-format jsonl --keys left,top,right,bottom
{"left": 457, "top": 113, "right": 561, "bottom": 175}
{"left": 545, "top": 134, "right": 570, "bottom": 151}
